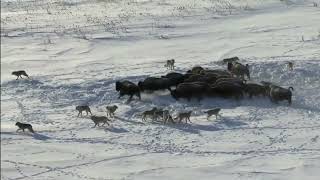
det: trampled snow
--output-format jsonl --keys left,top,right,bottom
{"left": 1, "top": 0, "right": 320, "bottom": 179}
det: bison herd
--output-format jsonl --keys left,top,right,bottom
{"left": 116, "top": 57, "right": 294, "bottom": 105}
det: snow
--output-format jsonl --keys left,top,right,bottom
{"left": 1, "top": 0, "right": 320, "bottom": 179}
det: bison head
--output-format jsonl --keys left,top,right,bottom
{"left": 115, "top": 81, "right": 122, "bottom": 91}
{"left": 138, "top": 81, "right": 144, "bottom": 91}
{"left": 170, "top": 89, "right": 179, "bottom": 100}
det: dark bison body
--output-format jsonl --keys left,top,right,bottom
{"left": 214, "top": 77, "right": 246, "bottom": 87}
{"left": 138, "top": 77, "right": 172, "bottom": 92}
{"left": 200, "top": 69, "right": 232, "bottom": 77}
{"left": 161, "top": 72, "right": 186, "bottom": 87}
{"left": 189, "top": 66, "right": 204, "bottom": 75}
{"left": 244, "top": 83, "right": 267, "bottom": 98}
{"left": 184, "top": 74, "right": 217, "bottom": 84}
{"left": 208, "top": 82, "right": 244, "bottom": 100}
{"left": 183, "top": 71, "right": 194, "bottom": 80}
{"left": 170, "top": 82, "right": 209, "bottom": 101}
{"left": 222, "top": 57, "right": 240, "bottom": 64}
{"left": 115, "top": 80, "right": 141, "bottom": 101}
{"left": 260, "top": 81, "right": 274, "bottom": 88}
{"left": 269, "top": 86, "right": 293, "bottom": 105}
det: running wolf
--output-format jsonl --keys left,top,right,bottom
{"left": 90, "top": 115, "right": 111, "bottom": 127}
{"left": 204, "top": 108, "right": 221, "bottom": 119}
{"left": 176, "top": 111, "right": 192, "bottom": 123}
{"left": 76, "top": 105, "right": 92, "bottom": 117}
{"left": 12, "top": 70, "right": 29, "bottom": 80}
{"left": 106, "top": 105, "right": 118, "bottom": 118}
{"left": 15, "top": 122, "right": 35, "bottom": 133}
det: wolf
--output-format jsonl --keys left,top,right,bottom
{"left": 204, "top": 108, "right": 221, "bottom": 120}
{"left": 164, "top": 59, "right": 175, "bottom": 70}
{"left": 12, "top": 70, "right": 29, "bottom": 80}
{"left": 106, "top": 105, "right": 118, "bottom": 118}
{"left": 227, "top": 62, "right": 250, "bottom": 80}
{"left": 90, "top": 116, "right": 110, "bottom": 127}
{"left": 176, "top": 111, "right": 192, "bottom": 124}
{"left": 162, "top": 110, "right": 175, "bottom": 124}
{"left": 15, "top": 122, "right": 35, "bottom": 133}
{"left": 76, "top": 105, "right": 92, "bottom": 117}
{"left": 287, "top": 62, "right": 294, "bottom": 71}
{"left": 152, "top": 108, "right": 165, "bottom": 121}
{"left": 142, "top": 107, "right": 158, "bottom": 121}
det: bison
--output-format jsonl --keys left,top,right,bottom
{"left": 269, "top": 85, "right": 294, "bottom": 105}
{"left": 161, "top": 72, "right": 186, "bottom": 87}
{"left": 115, "top": 80, "right": 141, "bottom": 101}
{"left": 208, "top": 82, "right": 244, "bottom": 100}
{"left": 222, "top": 56, "right": 240, "bottom": 64}
{"left": 170, "top": 82, "right": 209, "bottom": 101}
{"left": 184, "top": 74, "right": 217, "bottom": 84}
{"left": 244, "top": 83, "right": 268, "bottom": 98}
{"left": 138, "top": 77, "right": 172, "bottom": 92}
{"left": 214, "top": 77, "right": 246, "bottom": 87}
{"left": 200, "top": 69, "right": 232, "bottom": 77}
{"left": 189, "top": 66, "right": 204, "bottom": 75}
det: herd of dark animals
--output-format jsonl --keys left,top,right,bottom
{"left": 12, "top": 57, "right": 295, "bottom": 133}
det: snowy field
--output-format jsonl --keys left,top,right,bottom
{"left": 1, "top": 0, "right": 320, "bottom": 179}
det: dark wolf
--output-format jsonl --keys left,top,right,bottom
{"left": 15, "top": 122, "right": 35, "bottom": 133}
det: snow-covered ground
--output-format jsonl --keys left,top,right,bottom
{"left": 1, "top": 0, "right": 320, "bottom": 179}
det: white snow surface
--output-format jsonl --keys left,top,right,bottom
{"left": 1, "top": 0, "right": 320, "bottom": 179}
